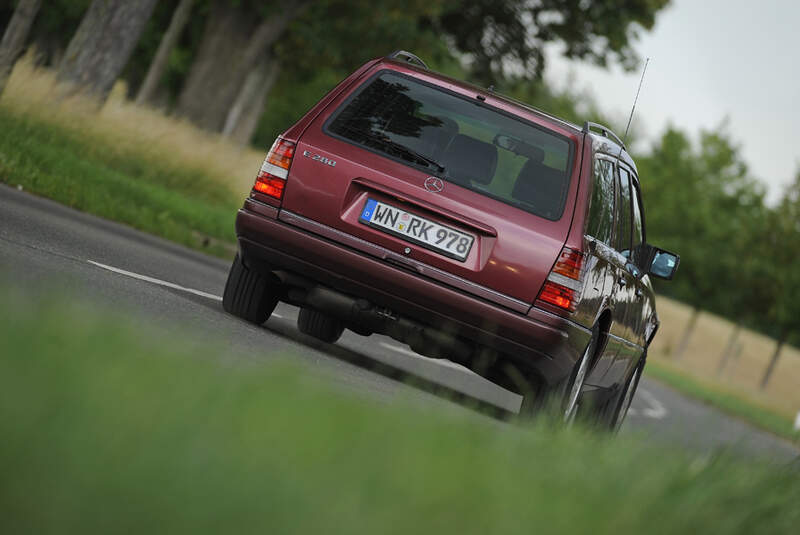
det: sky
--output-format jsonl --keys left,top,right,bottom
{"left": 543, "top": 0, "right": 799, "bottom": 203}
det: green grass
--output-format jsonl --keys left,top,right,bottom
{"left": 1, "top": 286, "right": 799, "bottom": 534}
{"left": 0, "top": 107, "right": 239, "bottom": 254}
{"left": 645, "top": 359, "right": 800, "bottom": 443}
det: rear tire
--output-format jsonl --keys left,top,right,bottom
{"left": 222, "top": 253, "right": 279, "bottom": 324}
{"left": 297, "top": 307, "right": 345, "bottom": 344}
{"left": 491, "top": 325, "right": 600, "bottom": 422}
{"left": 561, "top": 326, "right": 599, "bottom": 424}
{"left": 595, "top": 354, "right": 645, "bottom": 432}
{"left": 611, "top": 356, "right": 645, "bottom": 431}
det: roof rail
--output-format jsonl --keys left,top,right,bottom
{"left": 583, "top": 121, "right": 626, "bottom": 150}
{"left": 386, "top": 50, "right": 428, "bottom": 70}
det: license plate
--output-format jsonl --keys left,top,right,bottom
{"left": 359, "top": 199, "right": 474, "bottom": 261}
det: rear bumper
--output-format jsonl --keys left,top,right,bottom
{"left": 235, "top": 201, "right": 591, "bottom": 385}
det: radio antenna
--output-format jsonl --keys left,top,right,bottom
{"left": 623, "top": 57, "right": 649, "bottom": 143}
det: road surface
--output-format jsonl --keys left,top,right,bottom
{"left": 1, "top": 184, "right": 797, "bottom": 464}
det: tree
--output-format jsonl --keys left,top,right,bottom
{"left": 175, "top": 0, "right": 311, "bottom": 131}
{"left": 222, "top": 54, "right": 281, "bottom": 144}
{"left": 433, "top": 0, "right": 671, "bottom": 86}
{"left": 637, "top": 126, "right": 766, "bottom": 358}
{"left": 135, "top": 0, "right": 195, "bottom": 106}
{"left": 760, "top": 171, "right": 800, "bottom": 388}
{"left": 57, "top": 0, "right": 159, "bottom": 101}
{"left": 0, "top": 0, "right": 41, "bottom": 94}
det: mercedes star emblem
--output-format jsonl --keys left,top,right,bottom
{"left": 424, "top": 176, "right": 444, "bottom": 193}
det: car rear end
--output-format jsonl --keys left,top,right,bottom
{"left": 233, "top": 56, "right": 594, "bottom": 389}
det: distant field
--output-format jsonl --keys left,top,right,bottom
{"left": 1, "top": 285, "right": 799, "bottom": 534}
{"left": 650, "top": 297, "right": 800, "bottom": 418}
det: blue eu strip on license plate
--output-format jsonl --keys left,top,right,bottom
{"left": 360, "top": 199, "right": 378, "bottom": 221}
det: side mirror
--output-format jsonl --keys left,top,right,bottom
{"left": 646, "top": 246, "right": 680, "bottom": 280}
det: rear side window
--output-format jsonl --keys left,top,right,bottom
{"left": 586, "top": 159, "right": 615, "bottom": 245}
{"left": 630, "top": 177, "right": 645, "bottom": 266}
{"left": 615, "top": 166, "right": 633, "bottom": 255}
{"left": 325, "top": 71, "right": 574, "bottom": 220}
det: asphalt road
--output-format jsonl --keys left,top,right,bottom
{"left": 2, "top": 184, "right": 798, "bottom": 465}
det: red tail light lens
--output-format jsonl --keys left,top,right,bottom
{"left": 254, "top": 138, "right": 295, "bottom": 200}
{"left": 536, "top": 247, "right": 584, "bottom": 313}
{"left": 253, "top": 175, "right": 285, "bottom": 198}
{"left": 539, "top": 281, "right": 577, "bottom": 311}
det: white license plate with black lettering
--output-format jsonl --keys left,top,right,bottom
{"left": 359, "top": 199, "right": 474, "bottom": 261}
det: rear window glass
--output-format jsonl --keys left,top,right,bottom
{"left": 325, "top": 71, "right": 574, "bottom": 220}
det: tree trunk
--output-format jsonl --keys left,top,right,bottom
{"left": 57, "top": 0, "right": 159, "bottom": 102}
{"left": 673, "top": 307, "right": 700, "bottom": 359}
{"left": 760, "top": 331, "right": 788, "bottom": 390}
{"left": 0, "top": 0, "right": 42, "bottom": 95}
{"left": 716, "top": 323, "right": 741, "bottom": 376}
{"left": 176, "top": 0, "right": 310, "bottom": 132}
{"left": 135, "top": 0, "right": 195, "bottom": 106}
{"left": 222, "top": 56, "right": 281, "bottom": 145}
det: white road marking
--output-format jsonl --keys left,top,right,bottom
{"left": 378, "top": 342, "right": 467, "bottom": 371}
{"left": 628, "top": 388, "right": 668, "bottom": 419}
{"left": 88, "top": 260, "right": 222, "bottom": 301}
{"left": 88, "top": 260, "right": 286, "bottom": 319}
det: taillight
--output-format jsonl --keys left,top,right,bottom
{"left": 536, "top": 247, "right": 584, "bottom": 313}
{"left": 254, "top": 138, "right": 295, "bottom": 200}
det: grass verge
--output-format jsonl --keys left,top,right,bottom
{"left": 645, "top": 359, "right": 800, "bottom": 443}
{"left": 1, "top": 286, "right": 799, "bottom": 533}
{"left": 0, "top": 59, "right": 266, "bottom": 256}
{"left": 0, "top": 108, "right": 237, "bottom": 254}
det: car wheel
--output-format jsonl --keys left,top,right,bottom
{"left": 593, "top": 354, "right": 645, "bottom": 432}
{"left": 222, "top": 253, "right": 279, "bottom": 324}
{"left": 562, "top": 326, "right": 599, "bottom": 424}
{"left": 611, "top": 357, "right": 645, "bottom": 432}
{"left": 297, "top": 307, "right": 345, "bottom": 344}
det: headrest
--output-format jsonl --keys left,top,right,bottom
{"left": 512, "top": 159, "right": 567, "bottom": 218}
{"left": 441, "top": 134, "right": 498, "bottom": 185}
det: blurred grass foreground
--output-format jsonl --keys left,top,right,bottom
{"left": 1, "top": 286, "right": 799, "bottom": 533}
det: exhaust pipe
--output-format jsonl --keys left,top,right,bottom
{"left": 287, "top": 284, "right": 473, "bottom": 363}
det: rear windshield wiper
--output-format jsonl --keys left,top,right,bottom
{"left": 335, "top": 125, "right": 446, "bottom": 174}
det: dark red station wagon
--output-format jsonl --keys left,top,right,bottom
{"left": 223, "top": 51, "right": 679, "bottom": 428}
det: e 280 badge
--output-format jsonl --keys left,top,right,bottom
{"left": 303, "top": 150, "right": 336, "bottom": 167}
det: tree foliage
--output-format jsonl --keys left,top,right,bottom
{"left": 434, "top": 0, "right": 671, "bottom": 85}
